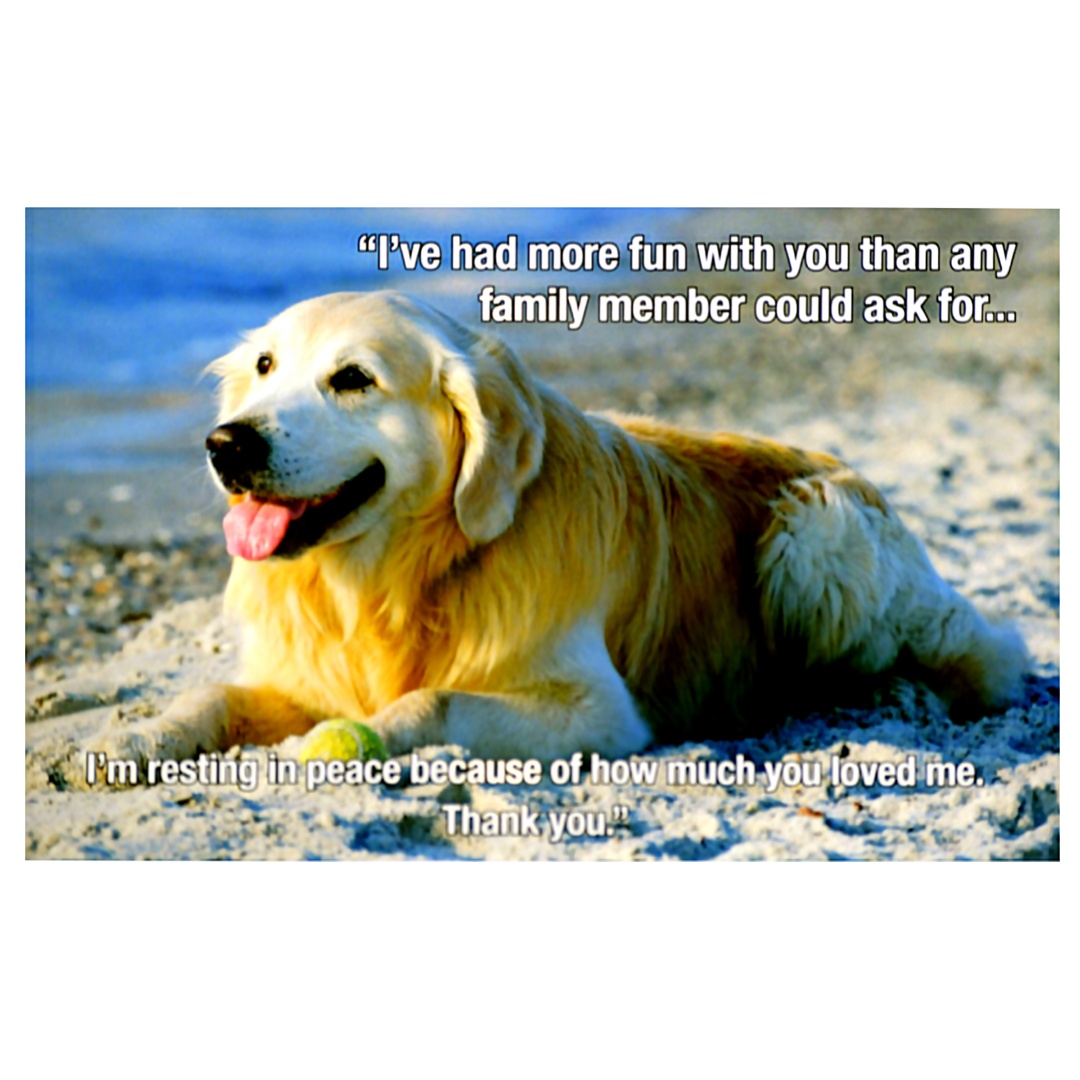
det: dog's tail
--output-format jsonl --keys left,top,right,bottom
{"left": 904, "top": 603, "right": 1030, "bottom": 720}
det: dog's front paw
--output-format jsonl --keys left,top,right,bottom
{"left": 82, "top": 686, "right": 233, "bottom": 783}
{"left": 82, "top": 726, "right": 165, "bottom": 783}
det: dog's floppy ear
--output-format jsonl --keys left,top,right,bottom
{"left": 439, "top": 334, "right": 546, "bottom": 544}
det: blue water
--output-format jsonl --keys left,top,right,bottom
{"left": 26, "top": 208, "right": 690, "bottom": 391}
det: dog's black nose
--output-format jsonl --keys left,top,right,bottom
{"left": 206, "top": 423, "right": 270, "bottom": 490}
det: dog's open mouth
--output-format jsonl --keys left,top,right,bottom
{"left": 222, "top": 460, "right": 387, "bottom": 561}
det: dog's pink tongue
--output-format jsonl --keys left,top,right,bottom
{"left": 223, "top": 498, "right": 307, "bottom": 561}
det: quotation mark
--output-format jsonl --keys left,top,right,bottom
{"left": 606, "top": 804, "right": 630, "bottom": 836}
{"left": 357, "top": 234, "right": 401, "bottom": 253}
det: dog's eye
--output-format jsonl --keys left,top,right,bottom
{"left": 329, "top": 365, "right": 376, "bottom": 393}
{"left": 256, "top": 355, "right": 273, "bottom": 375}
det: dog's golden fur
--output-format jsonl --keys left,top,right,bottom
{"left": 88, "top": 291, "right": 1029, "bottom": 768}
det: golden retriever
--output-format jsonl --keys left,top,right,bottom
{"left": 88, "top": 291, "right": 1028, "bottom": 768}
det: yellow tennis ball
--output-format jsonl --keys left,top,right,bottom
{"left": 297, "top": 719, "right": 388, "bottom": 764}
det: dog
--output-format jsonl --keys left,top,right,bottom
{"left": 88, "top": 290, "right": 1028, "bottom": 769}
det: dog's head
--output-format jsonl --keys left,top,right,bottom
{"left": 206, "top": 292, "right": 545, "bottom": 562}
